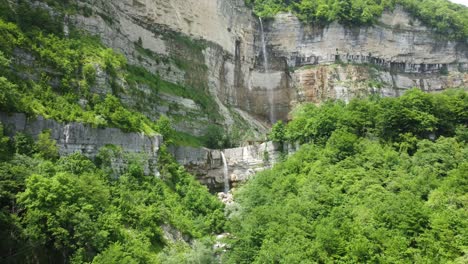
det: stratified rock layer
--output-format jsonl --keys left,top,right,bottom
{"left": 6, "top": 1, "right": 468, "bottom": 188}
{"left": 0, "top": 113, "right": 162, "bottom": 176}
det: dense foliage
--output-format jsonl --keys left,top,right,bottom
{"left": 272, "top": 89, "right": 467, "bottom": 151}
{"left": 225, "top": 89, "right": 468, "bottom": 263}
{"left": 0, "top": 128, "right": 225, "bottom": 263}
{"left": 245, "top": 0, "right": 468, "bottom": 40}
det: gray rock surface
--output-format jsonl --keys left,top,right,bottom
{"left": 0, "top": 112, "right": 162, "bottom": 176}
{"left": 266, "top": 7, "right": 467, "bottom": 107}
{"left": 169, "top": 141, "right": 296, "bottom": 191}
{"left": 0, "top": 112, "right": 285, "bottom": 189}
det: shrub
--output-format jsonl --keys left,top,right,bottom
{"left": 13, "top": 132, "right": 35, "bottom": 156}
{"left": 35, "top": 129, "right": 59, "bottom": 160}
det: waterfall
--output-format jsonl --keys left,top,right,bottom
{"left": 220, "top": 151, "right": 229, "bottom": 193}
{"left": 64, "top": 124, "right": 71, "bottom": 145}
{"left": 63, "top": 15, "right": 69, "bottom": 37}
{"left": 259, "top": 18, "right": 276, "bottom": 123}
{"left": 259, "top": 18, "right": 269, "bottom": 73}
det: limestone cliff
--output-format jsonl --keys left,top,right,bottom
{"left": 68, "top": 1, "right": 467, "bottom": 126}
{"left": 168, "top": 141, "right": 299, "bottom": 192}
{"left": 69, "top": 0, "right": 270, "bottom": 141}
{"left": 266, "top": 7, "right": 467, "bottom": 109}
{"left": 0, "top": 112, "right": 162, "bottom": 176}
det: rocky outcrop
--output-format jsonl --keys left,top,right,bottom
{"left": 169, "top": 141, "right": 299, "bottom": 192}
{"left": 268, "top": 8, "right": 468, "bottom": 68}
{"left": 69, "top": 0, "right": 271, "bottom": 139}
{"left": 0, "top": 112, "right": 293, "bottom": 190}
{"left": 290, "top": 64, "right": 468, "bottom": 105}
{"left": 0, "top": 112, "right": 287, "bottom": 190}
{"left": 70, "top": 0, "right": 294, "bottom": 123}
{"left": 0, "top": 113, "right": 162, "bottom": 176}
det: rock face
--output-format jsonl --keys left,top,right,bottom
{"left": 265, "top": 7, "right": 467, "bottom": 108}
{"left": 0, "top": 112, "right": 292, "bottom": 189}
{"left": 70, "top": 0, "right": 269, "bottom": 139}
{"left": 69, "top": 0, "right": 292, "bottom": 125}
{"left": 69, "top": 1, "right": 467, "bottom": 125}
{"left": 169, "top": 141, "right": 299, "bottom": 191}
{"left": 0, "top": 113, "right": 162, "bottom": 176}
{"left": 269, "top": 8, "right": 467, "bottom": 67}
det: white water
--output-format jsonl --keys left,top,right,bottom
{"left": 259, "top": 18, "right": 269, "bottom": 73}
{"left": 64, "top": 124, "right": 71, "bottom": 144}
{"left": 259, "top": 18, "right": 276, "bottom": 123}
{"left": 220, "top": 151, "right": 229, "bottom": 193}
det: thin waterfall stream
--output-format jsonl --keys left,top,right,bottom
{"left": 259, "top": 17, "right": 276, "bottom": 123}
{"left": 64, "top": 124, "right": 71, "bottom": 145}
{"left": 221, "top": 151, "right": 229, "bottom": 193}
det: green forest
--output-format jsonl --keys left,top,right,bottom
{"left": 0, "top": 128, "right": 225, "bottom": 263}
{"left": 2, "top": 87, "right": 467, "bottom": 262}
{"left": 245, "top": 0, "right": 468, "bottom": 39}
{"left": 224, "top": 89, "right": 468, "bottom": 263}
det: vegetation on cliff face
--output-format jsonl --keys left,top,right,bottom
{"left": 245, "top": 0, "right": 468, "bottom": 40}
{"left": 0, "top": 4, "right": 162, "bottom": 133}
{"left": 0, "top": 0, "right": 230, "bottom": 148}
{"left": 225, "top": 89, "right": 467, "bottom": 263}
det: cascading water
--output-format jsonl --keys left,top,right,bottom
{"left": 64, "top": 124, "right": 71, "bottom": 145}
{"left": 259, "top": 18, "right": 276, "bottom": 123}
{"left": 259, "top": 18, "right": 269, "bottom": 72}
{"left": 220, "top": 151, "right": 229, "bottom": 193}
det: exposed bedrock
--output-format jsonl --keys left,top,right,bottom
{"left": 0, "top": 112, "right": 297, "bottom": 190}
{"left": 263, "top": 7, "right": 467, "bottom": 109}
{"left": 0, "top": 113, "right": 162, "bottom": 176}
{"left": 169, "top": 142, "right": 300, "bottom": 192}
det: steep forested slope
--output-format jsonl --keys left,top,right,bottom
{"left": 225, "top": 89, "right": 468, "bottom": 263}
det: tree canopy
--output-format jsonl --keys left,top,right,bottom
{"left": 0, "top": 132, "right": 225, "bottom": 263}
{"left": 224, "top": 89, "right": 468, "bottom": 263}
